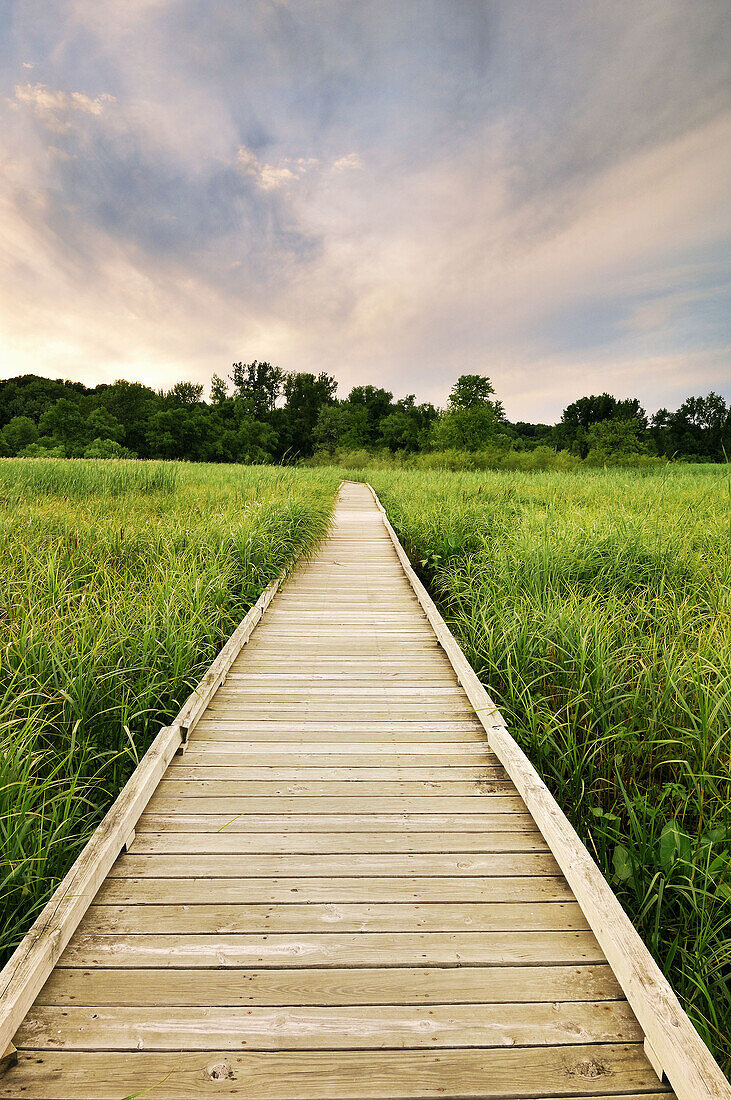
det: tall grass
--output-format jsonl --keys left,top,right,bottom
{"left": 0, "top": 459, "right": 338, "bottom": 963}
{"left": 0, "top": 456, "right": 180, "bottom": 501}
{"left": 362, "top": 464, "right": 730, "bottom": 1074}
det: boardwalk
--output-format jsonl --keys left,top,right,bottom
{"left": 0, "top": 484, "right": 687, "bottom": 1096}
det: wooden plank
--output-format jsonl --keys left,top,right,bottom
{"left": 175, "top": 752, "right": 501, "bottom": 766}
{"left": 59, "top": 930, "right": 603, "bottom": 968}
{"left": 128, "top": 830, "right": 549, "bottom": 854}
{"left": 165, "top": 765, "right": 507, "bottom": 779}
{"left": 138, "top": 811, "right": 539, "bottom": 832}
{"left": 0, "top": 1045, "right": 671, "bottom": 1098}
{"left": 36, "top": 963, "right": 625, "bottom": 1006}
{"left": 178, "top": 743, "right": 496, "bottom": 758}
{"left": 205, "top": 701, "right": 473, "bottom": 713}
{"left": 79, "top": 901, "right": 590, "bottom": 934}
{"left": 153, "top": 779, "right": 516, "bottom": 797}
{"left": 16, "top": 1000, "right": 642, "bottom": 1052}
{"left": 94, "top": 876, "right": 574, "bottom": 905}
{"left": 206, "top": 709, "right": 478, "bottom": 721}
{"left": 219, "top": 684, "right": 465, "bottom": 693}
{"left": 223, "top": 674, "right": 459, "bottom": 683}
{"left": 190, "top": 728, "right": 488, "bottom": 742}
{"left": 108, "top": 852, "right": 560, "bottom": 877}
{"left": 367, "top": 482, "right": 726, "bottom": 1100}
{"left": 192, "top": 720, "right": 483, "bottom": 731}
{"left": 144, "top": 795, "right": 527, "bottom": 814}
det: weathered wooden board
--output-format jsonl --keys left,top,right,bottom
{"left": 153, "top": 778, "right": 516, "bottom": 796}
{"left": 143, "top": 794, "right": 528, "bottom": 813}
{"left": 94, "top": 875, "right": 575, "bottom": 905}
{"left": 165, "top": 765, "right": 508, "bottom": 780}
{"left": 78, "top": 901, "right": 590, "bottom": 934}
{"left": 0, "top": 1046, "right": 671, "bottom": 1099}
{"left": 36, "top": 963, "right": 625, "bottom": 1006}
{"left": 16, "top": 1000, "right": 642, "bottom": 1051}
{"left": 59, "top": 930, "right": 603, "bottom": 968}
{"left": 107, "top": 851, "right": 561, "bottom": 877}
{"left": 128, "top": 829, "right": 549, "bottom": 854}
{"left": 137, "top": 812, "right": 539, "bottom": 831}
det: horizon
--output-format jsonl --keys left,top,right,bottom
{"left": 1, "top": 1, "right": 729, "bottom": 421}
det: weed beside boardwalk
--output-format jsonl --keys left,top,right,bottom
{"left": 364, "top": 464, "right": 730, "bottom": 1073}
{"left": 0, "top": 459, "right": 337, "bottom": 965}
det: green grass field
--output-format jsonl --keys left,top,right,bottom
{"left": 0, "top": 459, "right": 338, "bottom": 964}
{"left": 360, "top": 463, "right": 730, "bottom": 1071}
{"left": 1, "top": 458, "right": 728, "bottom": 1071}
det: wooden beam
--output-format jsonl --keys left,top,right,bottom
{"left": 366, "top": 481, "right": 730, "bottom": 1100}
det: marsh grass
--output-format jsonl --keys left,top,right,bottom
{"left": 0, "top": 459, "right": 338, "bottom": 962}
{"left": 362, "top": 464, "right": 731, "bottom": 1072}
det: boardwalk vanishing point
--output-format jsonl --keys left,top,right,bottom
{"left": 1, "top": 482, "right": 728, "bottom": 1099}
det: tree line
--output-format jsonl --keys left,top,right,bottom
{"left": 0, "top": 365, "right": 728, "bottom": 465}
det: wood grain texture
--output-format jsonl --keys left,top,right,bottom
{"left": 107, "top": 852, "right": 561, "bottom": 878}
{"left": 93, "top": 874, "right": 575, "bottom": 905}
{"left": 78, "top": 901, "right": 590, "bottom": 934}
{"left": 35, "top": 963, "right": 627, "bottom": 1007}
{"left": 0, "top": 1046, "right": 672, "bottom": 1099}
{"left": 128, "top": 829, "right": 549, "bottom": 853}
{"left": 17, "top": 1000, "right": 642, "bottom": 1051}
{"left": 59, "top": 930, "right": 603, "bottom": 968}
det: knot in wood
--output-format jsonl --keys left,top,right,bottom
{"left": 207, "top": 1060, "right": 234, "bottom": 1081}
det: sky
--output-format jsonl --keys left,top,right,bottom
{"left": 0, "top": 1, "right": 729, "bottom": 422}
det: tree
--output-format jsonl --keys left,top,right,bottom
{"left": 584, "top": 419, "right": 648, "bottom": 462}
{"left": 38, "top": 398, "right": 86, "bottom": 453}
{"left": 556, "top": 393, "right": 647, "bottom": 456}
{"left": 432, "top": 375, "right": 505, "bottom": 452}
{"left": 313, "top": 404, "right": 370, "bottom": 453}
{"left": 86, "top": 407, "right": 125, "bottom": 442}
{"left": 235, "top": 417, "right": 278, "bottom": 463}
{"left": 84, "top": 438, "right": 133, "bottom": 459}
{"left": 650, "top": 392, "right": 730, "bottom": 460}
{"left": 20, "top": 440, "right": 65, "bottom": 457}
{"left": 0, "top": 375, "right": 88, "bottom": 428}
{"left": 347, "top": 386, "right": 394, "bottom": 443}
{"left": 281, "top": 371, "right": 337, "bottom": 457}
{"left": 146, "top": 407, "right": 204, "bottom": 460}
{"left": 98, "top": 380, "right": 157, "bottom": 456}
{"left": 448, "top": 374, "right": 500, "bottom": 412}
{"left": 165, "top": 381, "right": 204, "bottom": 407}
{"left": 379, "top": 396, "right": 438, "bottom": 452}
{"left": 1, "top": 416, "right": 38, "bottom": 455}
{"left": 210, "top": 374, "right": 228, "bottom": 405}
{"left": 230, "top": 361, "right": 284, "bottom": 419}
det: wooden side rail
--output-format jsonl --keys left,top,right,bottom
{"left": 0, "top": 573, "right": 283, "bottom": 1065}
{"left": 366, "top": 482, "right": 730, "bottom": 1100}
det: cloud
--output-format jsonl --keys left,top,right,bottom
{"left": 332, "top": 153, "right": 363, "bottom": 172}
{"left": 0, "top": 0, "right": 728, "bottom": 419}
{"left": 236, "top": 146, "right": 318, "bottom": 190}
{"left": 237, "top": 147, "right": 362, "bottom": 190}
{"left": 13, "top": 83, "right": 116, "bottom": 131}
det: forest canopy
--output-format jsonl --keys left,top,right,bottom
{"left": 0, "top": 366, "right": 728, "bottom": 466}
